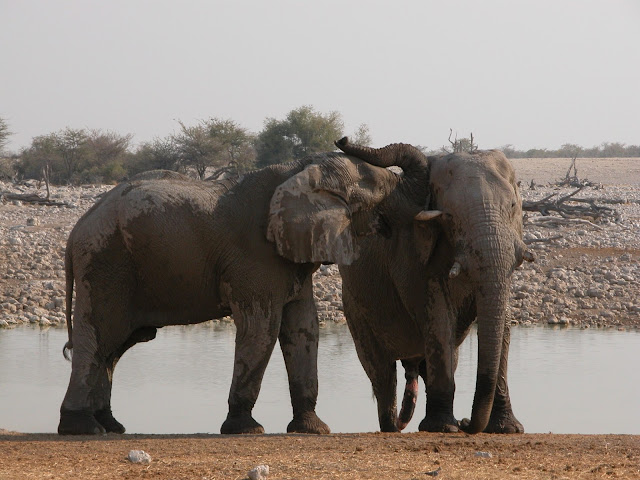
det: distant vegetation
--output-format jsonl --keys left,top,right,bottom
{"left": 0, "top": 111, "right": 637, "bottom": 185}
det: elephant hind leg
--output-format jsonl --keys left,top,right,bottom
{"left": 59, "top": 286, "right": 141, "bottom": 435}
{"left": 92, "top": 327, "right": 159, "bottom": 434}
{"left": 343, "top": 291, "right": 399, "bottom": 432}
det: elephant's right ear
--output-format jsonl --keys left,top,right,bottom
{"left": 267, "top": 163, "right": 358, "bottom": 265}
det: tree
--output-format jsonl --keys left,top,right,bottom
{"left": 172, "top": 118, "right": 255, "bottom": 179}
{"left": 79, "top": 130, "right": 134, "bottom": 183}
{"left": 56, "top": 128, "right": 90, "bottom": 182}
{"left": 557, "top": 143, "right": 583, "bottom": 158}
{"left": 351, "top": 123, "right": 372, "bottom": 146}
{"left": 0, "top": 117, "right": 12, "bottom": 153}
{"left": 204, "top": 118, "right": 256, "bottom": 176}
{"left": 18, "top": 134, "right": 61, "bottom": 183}
{"left": 255, "top": 105, "right": 344, "bottom": 167}
{"left": 128, "top": 137, "right": 181, "bottom": 176}
{"left": 600, "top": 142, "right": 627, "bottom": 158}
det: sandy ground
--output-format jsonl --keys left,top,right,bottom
{"left": 1, "top": 157, "right": 639, "bottom": 479}
{"left": 0, "top": 430, "right": 638, "bottom": 479}
{"left": 511, "top": 157, "right": 640, "bottom": 185}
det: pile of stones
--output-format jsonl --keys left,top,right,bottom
{"left": 1, "top": 180, "right": 638, "bottom": 329}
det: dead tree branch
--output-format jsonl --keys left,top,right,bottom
{"left": 0, "top": 192, "right": 68, "bottom": 207}
{"left": 522, "top": 187, "right": 616, "bottom": 221}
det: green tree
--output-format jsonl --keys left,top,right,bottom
{"left": 351, "top": 123, "right": 372, "bottom": 146}
{"left": 79, "top": 130, "right": 134, "bottom": 183}
{"left": 128, "top": 137, "right": 181, "bottom": 176}
{"left": 56, "top": 128, "right": 90, "bottom": 182}
{"left": 0, "top": 117, "right": 12, "bottom": 153}
{"left": 172, "top": 118, "right": 255, "bottom": 179}
{"left": 204, "top": 118, "right": 256, "bottom": 176}
{"left": 18, "top": 133, "right": 62, "bottom": 183}
{"left": 255, "top": 105, "right": 344, "bottom": 167}
{"left": 600, "top": 142, "right": 628, "bottom": 158}
{"left": 557, "top": 143, "right": 583, "bottom": 158}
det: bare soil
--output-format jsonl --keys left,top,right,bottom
{"left": 1, "top": 430, "right": 639, "bottom": 479}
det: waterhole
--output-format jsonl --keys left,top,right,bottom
{"left": 0, "top": 323, "right": 637, "bottom": 434}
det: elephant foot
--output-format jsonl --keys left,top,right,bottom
{"left": 58, "top": 409, "right": 106, "bottom": 435}
{"left": 220, "top": 414, "right": 264, "bottom": 434}
{"left": 287, "top": 412, "right": 330, "bottom": 434}
{"left": 484, "top": 411, "right": 524, "bottom": 434}
{"left": 418, "top": 414, "right": 460, "bottom": 433}
{"left": 94, "top": 408, "right": 126, "bottom": 434}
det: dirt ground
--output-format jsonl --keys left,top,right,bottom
{"left": 1, "top": 430, "right": 638, "bottom": 479}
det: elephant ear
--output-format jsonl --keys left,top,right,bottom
{"left": 267, "top": 161, "right": 361, "bottom": 265}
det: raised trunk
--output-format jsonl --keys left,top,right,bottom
{"left": 334, "top": 137, "right": 427, "bottom": 177}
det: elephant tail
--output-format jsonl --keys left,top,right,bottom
{"left": 63, "top": 245, "right": 74, "bottom": 361}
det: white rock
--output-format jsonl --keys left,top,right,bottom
{"left": 475, "top": 451, "right": 493, "bottom": 458}
{"left": 248, "top": 464, "right": 270, "bottom": 480}
{"left": 127, "top": 450, "right": 151, "bottom": 464}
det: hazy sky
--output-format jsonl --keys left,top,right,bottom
{"left": 2, "top": 0, "right": 639, "bottom": 153}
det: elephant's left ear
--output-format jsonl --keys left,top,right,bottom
{"left": 267, "top": 163, "right": 359, "bottom": 265}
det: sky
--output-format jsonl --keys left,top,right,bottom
{"left": 1, "top": 0, "right": 639, "bottom": 153}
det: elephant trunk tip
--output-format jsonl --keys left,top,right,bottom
{"left": 335, "top": 136, "right": 349, "bottom": 149}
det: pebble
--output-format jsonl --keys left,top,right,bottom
{"left": 248, "top": 464, "right": 269, "bottom": 480}
{"left": 127, "top": 450, "right": 151, "bottom": 464}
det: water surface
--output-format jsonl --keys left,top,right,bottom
{"left": 0, "top": 323, "right": 637, "bottom": 434}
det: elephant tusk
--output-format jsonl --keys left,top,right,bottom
{"left": 449, "top": 261, "right": 461, "bottom": 278}
{"left": 414, "top": 210, "right": 442, "bottom": 222}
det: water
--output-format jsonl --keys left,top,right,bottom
{"left": 0, "top": 323, "right": 638, "bottom": 434}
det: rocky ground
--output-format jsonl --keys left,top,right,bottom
{"left": 1, "top": 157, "right": 639, "bottom": 330}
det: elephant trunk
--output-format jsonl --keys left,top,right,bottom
{"left": 334, "top": 137, "right": 427, "bottom": 176}
{"left": 465, "top": 279, "right": 509, "bottom": 433}
{"left": 464, "top": 216, "right": 514, "bottom": 433}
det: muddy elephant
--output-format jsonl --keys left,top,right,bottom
{"left": 58, "top": 152, "right": 415, "bottom": 435}
{"left": 327, "top": 138, "right": 535, "bottom": 434}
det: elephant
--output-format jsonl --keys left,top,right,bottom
{"left": 59, "top": 148, "right": 447, "bottom": 436}
{"left": 325, "top": 138, "right": 535, "bottom": 434}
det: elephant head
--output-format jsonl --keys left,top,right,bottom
{"left": 333, "top": 138, "right": 534, "bottom": 434}
{"left": 267, "top": 143, "right": 430, "bottom": 265}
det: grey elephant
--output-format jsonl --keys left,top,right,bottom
{"left": 275, "top": 137, "right": 534, "bottom": 434}
{"left": 60, "top": 148, "right": 452, "bottom": 435}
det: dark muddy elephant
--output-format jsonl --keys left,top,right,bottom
{"left": 58, "top": 153, "right": 415, "bottom": 435}
{"left": 328, "top": 138, "right": 534, "bottom": 434}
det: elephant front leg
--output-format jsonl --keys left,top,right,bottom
{"left": 221, "top": 304, "right": 280, "bottom": 434}
{"left": 420, "top": 314, "right": 459, "bottom": 433}
{"left": 279, "top": 284, "right": 330, "bottom": 434}
{"left": 484, "top": 320, "right": 524, "bottom": 433}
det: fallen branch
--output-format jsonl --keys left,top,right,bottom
{"left": 522, "top": 187, "right": 616, "bottom": 220}
{"left": 523, "top": 235, "right": 564, "bottom": 245}
{"left": 0, "top": 192, "right": 69, "bottom": 207}
{"left": 526, "top": 216, "right": 604, "bottom": 231}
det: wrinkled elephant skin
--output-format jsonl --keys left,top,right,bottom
{"left": 59, "top": 153, "right": 418, "bottom": 436}
{"left": 335, "top": 138, "right": 533, "bottom": 434}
